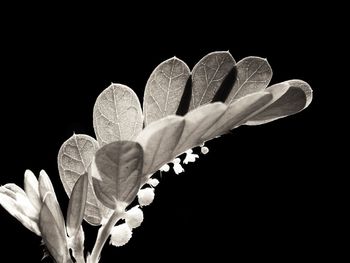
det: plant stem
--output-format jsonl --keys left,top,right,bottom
{"left": 89, "top": 210, "right": 123, "bottom": 263}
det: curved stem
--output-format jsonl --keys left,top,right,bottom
{"left": 89, "top": 211, "right": 123, "bottom": 263}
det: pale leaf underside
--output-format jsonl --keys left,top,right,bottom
{"left": 58, "top": 134, "right": 110, "bottom": 225}
{"left": 226, "top": 56, "right": 272, "bottom": 103}
{"left": 191, "top": 51, "right": 236, "bottom": 109}
{"left": 39, "top": 193, "right": 70, "bottom": 263}
{"left": 143, "top": 57, "right": 190, "bottom": 125}
{"left": 93, "top": 83, "right": 143, "bottom": 146}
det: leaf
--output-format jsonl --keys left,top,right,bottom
{"left": 92, "top": 141, "right": 143, "bottom": 210}
{"left": 136, "top": 116, "right": 185, "bottom": 177}
{"left": 93, "top": 84, "right": 143, "bottom": 146}
{"left": 245, "top": 80, "right": 313, "bottom": 125}
{"left": 58, "top": 134, "right": 110, "bottom": 225}
{"left": 143, "top": 57, "right": 190, "bottom": 125}
{"left": 191, "top": 51, "right": 235, "bottom": 109}
{"left": 0, "top": 186, "right": 41, "bottom": 235}
{"left": 225, "top": 56, "right": 272, "bottom": 103}
{"left": 201, "top": 92, "right": 273, "bottom": 141}
{"left": 173, "top": 102, "right": 227, "bottom": 156}
{"left": 39, "top": 193, "right": 70, "bottom": 263}
{"left": 24, "top": 170, "right": 41, "bottom": 211}
{"left": 66, "top": 172, "right": 88, "bottom": 237}
{"left": 38, "top": 170, "right": 67, "bottom": 238}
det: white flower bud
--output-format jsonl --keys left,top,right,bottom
{"left": 147, "top": 178, "right": 159, "bottom": 187}
{"left": 160, "top": 164, "right": 170, "bottom": 172}
{"left": 125, "top": 206, "right": 144, "bottom": 228}
{"left": 183, "top": 149, "right": 199, "bottom": 164}
{"left": 110, "top": 223, "right": 132, "bottom": 247}
{"left": 137, "top": 188, "right": 155, "bottom": 206}
{"left": 172, "top": 158, "right": 184, "bottom": 174}
{"left": 201, "top": 146, "right": 209, "bottom": 155}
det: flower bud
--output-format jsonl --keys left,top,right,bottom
{"left": 125, "top": 206, "right": 144, "bottom": 228}
{"left": 110, "top": 223, "right": 132, "bottom": 247}
{"left": 137, "top": 188, "right": 155, "bottom": 206}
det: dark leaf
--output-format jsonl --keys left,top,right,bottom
{"left": 92, "top": 141, "right": 143, "bottom": 210}
{"left": 66, "top": 173, "right": 88, "bottom": 237}
{"left": 246, "top": 80, "right": 312, "bottom": 125}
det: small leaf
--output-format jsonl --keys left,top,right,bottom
{"left": 136, "top": 116, "right": 185, "bottom": 176}
{"left": 245, "top": 80, "right": 312, "bottom": 125}
{"left": 0, "top": 187, "right": 41, "bottom": 235}
{"left": 143, "top": 57, "right": 190, "bottom": 125}
{"left": 39, "top": 193, "right": 70, "bottom": 263}
{"left": 58, "top": 134, "right": 110, "bottom": 225}
{"left": 66, "top": 172, "right": 88, "bottom": 237}
{"left": 24, "top": 170, "right": 41, "bottom": 211}
{"left": 191, "top": 51, "right": 235, "bottom": 109}
{"left": 93, "top": 84, "right": 143, "bottom": 146}
{"left": 38, "top": 170, "right": 67, "bottom": 237}
{"left": 173, "top": 102, "right": 227, "bottom": 156}
{"left": 226, "top": 56, "right": 272, "bottom": 103}
{"left": 201, "top": 92, "right": 273, "bottom": 141}
{"left": 92, "top": 141, "right": 143, "bottom": 210}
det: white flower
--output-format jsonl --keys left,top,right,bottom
{"left": 110, "top": 223, "right": 132, "bottom": 247}
{"left": 172, "top": 158, "right": 184, "bottom": 174}
{"left": 147, "top": 178, "right": 159, "bottom": 187}
{"left": 159, "top": 164, "right": 170, "bottom": 172}
{"left": 183, "top": 149, "right": 199, "bottom": 164}
{"left": 201, "top": 146, "right": 209, "bottom": 155}
{"left": 125, "top": 206, "right": 144, "bottom": 228}
{"left": 137, "top": 188, "right": 155, "bottom": 206}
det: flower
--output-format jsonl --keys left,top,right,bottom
{"left": 147, "top": 178, "right": 159, "bottom": 187}
{"left": 137, "top": 188, "right": 155, "bottom": 206}
{"left": 159, "top": 164, "right": 170, "bottom": 172}
{"left": 183, "top": 149, "right": 199, "bottom": 164}
{"left": 172, "top": 158, "right": 184, "bottom": 174}
{"left": 110, "top": 223, "right": 132, "bottom": 247}
{"left": 125, "top": 206, "right": 144, "bottom": 228}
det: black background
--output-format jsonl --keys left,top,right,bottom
{"left": 0, "top": 4, "right": 333, "bottom": 262}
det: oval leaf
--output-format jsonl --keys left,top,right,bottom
{"left": 92, "top": 141, "right": 143, "bottom": 210}
{"left": 23, "top": 170, "right": 41, "bottom": 211}
{"left": 58, "top": 134, "right": 110, "bottom": 225}
{"left": 136, "top": 116, "right": 185, "bottom": 176}
{"left": 226, "top": 56, "right": 272, "bottom": 103}
{"left": 93, "top": 84, "right": 143, "bottom": 146}
{"left": 245, "top": 80, "right": 312, "bottom": 125}
{"left": 38, "top": 170, "right": 66, "bottom": 237}
{"left": 191, "top": 51, "right": 235, "bottom": 109}
{"left": 66, "top": 172, "right": 88, "bottom": 237}
{"left": 39, "top": 193, "right": 70, "bottom": 263}
{"left": 143, "top": 57, "right": 190, "bottom": 125}
{"left": 202, "top": 92, "right": 273, "bottom": 141}
{"left": 173, "top": 102, "right": 227, "bottom": 156}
